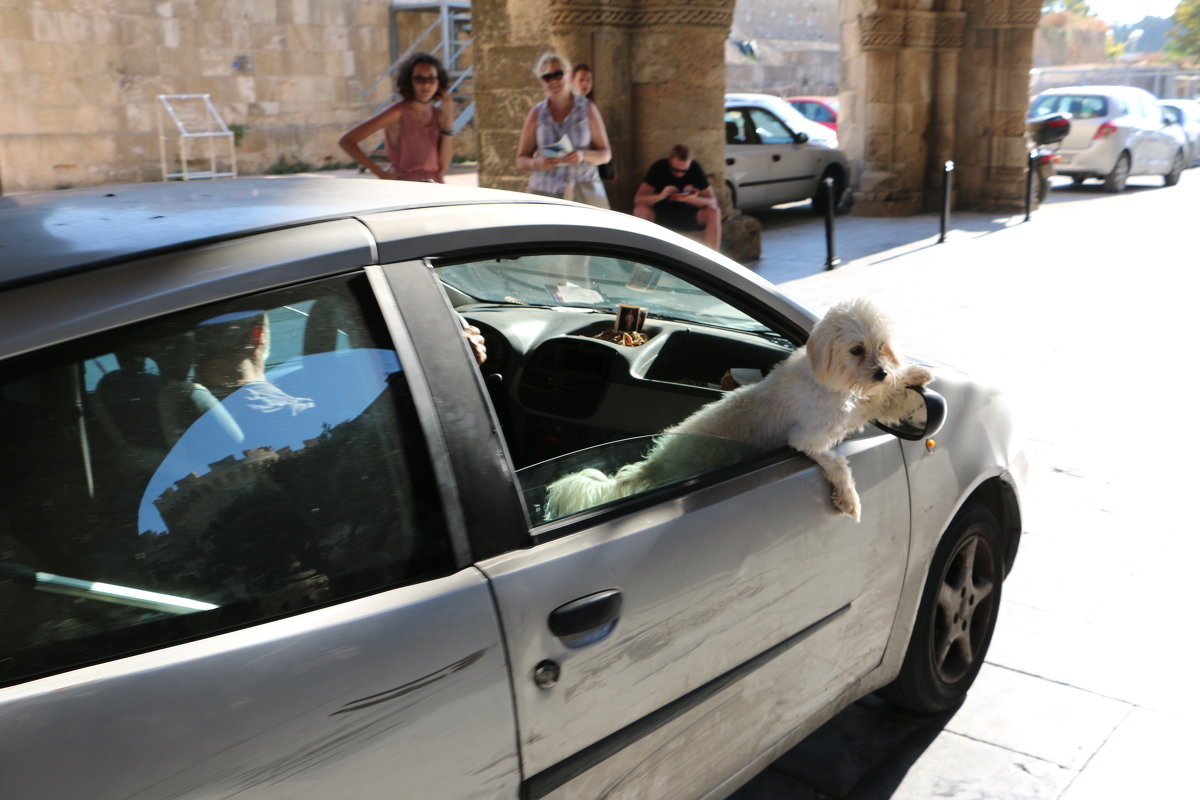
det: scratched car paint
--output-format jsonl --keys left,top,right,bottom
{"left": 0, "top": 178, "right": 1026, "bottom": 799}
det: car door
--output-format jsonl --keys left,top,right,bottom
{"left": 724, "top": 107, "right": 778, "bottom": 209}
{"left": 0, "top": 264, "right": 520, "bottom": 799}
{"left": 745, "top": 107, "right": 821, "bottom": 205}
{"left": 408, "top": 249, "right": 913, "bottom": 799}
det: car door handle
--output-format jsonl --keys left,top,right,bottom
{"left": 772, "top": 154, "right": 781, "bottom": 162}
{"left": 726, "top": 157, "right": 735, "bottom": 166}
{"left": 548, "top": 589, "right": 622, "bottom": 647}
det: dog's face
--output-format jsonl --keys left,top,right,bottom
{"left": 807, "top": 299, "right": 901, "bottom": 394}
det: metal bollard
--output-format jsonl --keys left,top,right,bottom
{"left": 822, "top": 177, "right": 841, "bottom": 270}
{"left": 938, "top": 161, "right": 954, "bottom": 244}
{"left": 1024, "top": 150, "right": 1036, "bottom": 222}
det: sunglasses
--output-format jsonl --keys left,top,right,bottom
{"left": 540, "top": 69, "right": 565, "bottom": 82}
{"left": 413, "top": 75, "right": 439, "bottom": 84}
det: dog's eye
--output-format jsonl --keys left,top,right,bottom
{"left": 850, "top": 345, "right": 865, "bottom": 357}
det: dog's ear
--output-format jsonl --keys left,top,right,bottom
{"left": 806, "top": 318, "right": 836, "bottom": 385}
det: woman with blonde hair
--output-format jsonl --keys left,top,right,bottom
{"left": 516, "top": 52, "right": 611, "bottom": 207}
{"left": 339, "top": 52, "right": 455, "bottom": 182}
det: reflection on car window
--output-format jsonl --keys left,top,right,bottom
{"left": 438, "top": 254, "right": 771, "bottom": 335}
{"left": 1031, "top": 94, "right": 1108, "bottom": 120}
{"left": 0, "top": 273, "right": 451, "bottom": 687}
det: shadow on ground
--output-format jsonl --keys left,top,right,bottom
{"left": 729, "top": 696, "right": 956, "bottom": 800}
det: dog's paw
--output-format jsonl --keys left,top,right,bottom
{"left": 902, "top": 363, "right": 933, "bottom": 387}
{"left": 830, "top": 486, "right": 862, "bottom": 522}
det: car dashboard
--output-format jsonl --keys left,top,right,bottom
{"left": 458, "top": 303, "right": 795, "bottom": 469}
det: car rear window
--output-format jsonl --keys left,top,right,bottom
{"left": 1030, "top": 94, "right": 1109, "bottom": 120}
{"left": 0, "top": 272, "right": 453, "bottom": 687}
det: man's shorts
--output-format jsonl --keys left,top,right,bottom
{"left": 652, "top": 200, "right": 705, "bottom": 232}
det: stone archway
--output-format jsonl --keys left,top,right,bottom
{"left": 473, "top": 0, "right": 1042, "bottom": 234}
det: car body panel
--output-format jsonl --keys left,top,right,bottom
{"left": 0, "top": 178, "right": 1026, "bottom": 799}
{"left": 0, "top": 570, "right": 521, "bottom": 800}
{"left": 483, "top": 432, "right": 909, "bottom": 796}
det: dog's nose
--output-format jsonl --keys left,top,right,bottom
{"left": 873, "top": 368, "right": 888, "bottom": 382}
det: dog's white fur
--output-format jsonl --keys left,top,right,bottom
{"left": 544, "top": 298, "right": 932, "bottom": 521}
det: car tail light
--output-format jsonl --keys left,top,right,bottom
{"left": 1093, "top": 122, "right": 1118, "bottom": 140}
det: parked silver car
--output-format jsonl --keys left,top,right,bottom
{"left": 0, "top": 178, "right": 1026, "bottom": 800}
{"left": 1027, "top": 85, "right": 1187, "bottom": 191}
{"left": 1158, "top": 98, "right": 1200, "bottom": 167}
{"left": 724, "top": 93, "right": 850, "bottom": 213}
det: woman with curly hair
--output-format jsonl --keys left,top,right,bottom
{"left": 339, "top": 52, "right": 455, "bottom": 182}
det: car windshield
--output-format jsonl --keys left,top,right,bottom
{"left": 437, "top": 254, "right": 772, "bottom": 334}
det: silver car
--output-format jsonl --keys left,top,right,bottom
{"left": 724, "top": 93, "right": 850, "bottom": 213}
{"left": 1028, "top": 84, "right": 1187, "bottom": 191}
{"left": 0, "top": 178, "right": 1026, "bottom": 800}
{"left": 1159, "top": 98, "right": 1200, "bottom": 167}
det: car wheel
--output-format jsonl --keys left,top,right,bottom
{"left": 811, "top": 168, "right": 845, "bottom": 216}
{"left": 1164, "top": 150, "right": 1184, "bottom": 186}
{"left": 876, "top": 505, "right": 1003, "bottom": 713}
{"left": 1101, "top": 153, "right": 1130, "bottom": 193}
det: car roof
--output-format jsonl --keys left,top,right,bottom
{"left": 1036, "top": 85, "right": 1153, "bottom": 98}
{"left": 0, "top": 177, "right": 558, "bottom": 290}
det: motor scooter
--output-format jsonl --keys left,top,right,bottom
{"left": 1026, "top": 112, "right": 1071, "bottom": 203}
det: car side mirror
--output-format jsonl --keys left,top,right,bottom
{"left": 793, "top": 131, "right": 809, "bottom": 144}
{"left": 874, "top": 385, "right": 947, "bottom": 441}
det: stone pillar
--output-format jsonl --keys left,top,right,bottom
{"left": 954, "top": 0, "right": 1040, "bottom": 211}
{"left": 841, "top": 2, "right": 966, "bottom": 216}
{"left": 475, "top": 0, "right": 756, "bottom": 259}
{"left": 841, "top": 0, "right": 1037, "bottom": 215}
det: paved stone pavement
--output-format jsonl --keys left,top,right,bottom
{"left": 727, "top": 173, "right": 1200, "bottom": 799}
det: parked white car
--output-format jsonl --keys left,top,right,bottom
{"left": 1027, "top": 85, "right": 1187, "bottom": 191}
{"left": 724, "top": 93, "right": 850, "bottom": 213}
{"left": 1158, "top": 98, "right": 1200, "bottom": 167}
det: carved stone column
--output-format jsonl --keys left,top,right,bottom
{"left": 841, "top": 2, "right": 967, "bottom": 216}
{"left": 954, "top": 0, "right": 1041, "bottom": 210}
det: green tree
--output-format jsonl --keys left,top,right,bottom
{"left": 1169, "top": 0, "right": 1200, "bottom": 59}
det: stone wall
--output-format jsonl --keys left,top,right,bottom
{"left": 726, "top": 0, "right": 839, "bottom": 96}
{"left": 0, "top": 0, "right": 394, "bottom": 193}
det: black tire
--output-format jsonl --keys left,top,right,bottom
{"left": 1101, "top": 153, "right": 1130, "bottom": 193}
{"left": 811, "top": 169, "right": 845, "bottom": 216}
{"left": 1164, "top": 150, "right": 1184, "bottom": 187}
{"left": 876, "top": 505, "right": 1004, "bottom": 713}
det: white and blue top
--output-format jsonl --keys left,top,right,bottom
{"left": 529, "top": 96, "right": 601, "bottom": 198}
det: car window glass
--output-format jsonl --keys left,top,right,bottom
{"left": 0, "top": 272, "right": 452, "bottom": 687}
{"left": 725, "top": 110, "right": 751, "bottom": 144}
{"left": 747, "top": 108, "right": 795, "bottom": 144}
{"left": 804, "top": 103, "right": 833, "bottom": 123}
{"left": 437, "top": 254, "right": 795, "bottom": 525}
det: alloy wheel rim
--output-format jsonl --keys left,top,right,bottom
{"left": 930, "top": 529, "right": 997, "bottom": 685}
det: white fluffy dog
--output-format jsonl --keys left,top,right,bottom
{"left": 544, "top": 299, "right": 932, "bottom": 521}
